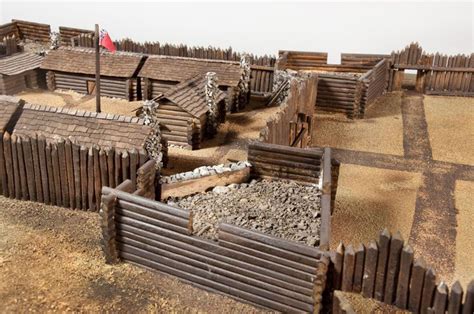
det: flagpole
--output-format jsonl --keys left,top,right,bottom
{"left": 95, "top": 24, "right": 101, "bottom": 113}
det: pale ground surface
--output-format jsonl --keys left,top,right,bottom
{"left": 454, "top": 180, "right": 474, "bottom": 288}
{"left": 330, "top": 164, "right": 420, "bottom": 247}
{"left": 0, "top": 196, "right": 264, "bottom": 313}
{"left": 424, "top": 95, "right": 474, "bottom": 166}
{"left": 312, "top": 92, "right": 405, "bottom": 156}
{"left": 17, "top": 89, "right": 141, "bottom": 117}
{"left": 338, "top": 291, "right": 410, "bottom": 313}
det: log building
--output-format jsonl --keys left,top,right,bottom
{"left": 151, "top": 74, "right": 226, "bottom": 150}
{"left": 138, "top": 55, "right": 242, "bottom": 104}
{"left": 40, "top": 47, "right": 146, "bottom": 101}
{"left": 0, "top": 52, "right": 44, "bottom": 95}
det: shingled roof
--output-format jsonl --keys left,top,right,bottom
{"left": 158, "top": 75, "right": 226, "bottom": 118}
{"left": 41, "top": 47, "right": 144, "bottom": 78}
{"left": 139, "top": 55, "right": 242, "bottom": 87}
{"left": 13, "top": 104, "right": 153, "bottom": 151}
{"left": 0, "top": 52, "right": 43, "bottom": 76}
{"left": 0, "top": 97, "right": 22, "bottom": 132}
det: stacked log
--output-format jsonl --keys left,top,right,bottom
{"left": 340, "top": 53, "right": 390, "bottom": 70}
{"left": 316, "top": 74, "right": 360, "bottom": 118}
{"left": 58, "top": 26, "right": 94, "bottom": 46}
{"left": 358, "top": 59, "right": 389, "bottom": 116}
{"left": 12, "top": 19, "right": 51, "bottom": 43}
{"left": 0, "top": 22, "right": 20, "bottom": 40}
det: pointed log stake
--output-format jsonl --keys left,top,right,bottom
{"left": 447, "top": 281, "right": 463, "bottom": 314}
{"left": 463, "top": 280, "right": 474, "bottom": 314}
{"left": 430, "top": 282, "right": 448, "bottom": 314}
{"left": 95, "top": 23, "right": 101, "bottom": 113}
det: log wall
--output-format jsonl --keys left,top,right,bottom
{"left": 250, "top": 65, "right": 274, "bottom": 94}
{"left": 48, "top": 71, "right": 136, "bottom": 100}
{"left": 340, "top": 53, "right": 390, "bottom": 70}
{"left": 12, "top": 19, "right": 51, "bottom": 43}
{"left": 316, "top": 75, "right": 361, "bottom": 118}
{"left": 0, "top": 22, "right": 20, "bottom": 39}
{"left": 358, "top": 59, "right": 389, "bottom": 116}
{"left": 101, "top": 185, "right": 328, "bottom": 312}
{"left": 0, "top": 70, "right": 40, "bottom": 95}
{"left": 260, "top": 75, "right": 318, "bottom": 148}
{"left": 58, "top": 26, "right": 94, "bottom": 47}
{"left": 0, "top": 131, "right": 148, "bottom": 211}
{"left": 330, "top": 229, "right": 474, "bottom": 314}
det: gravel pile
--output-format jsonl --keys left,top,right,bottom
{"left": 170, "top": 179, "right": 321, "bottom": 246}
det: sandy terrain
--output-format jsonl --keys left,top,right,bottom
{"left": 330, "top": 164, "right": 420, "bottom": 248}
{"left": 312, "top": 92, "right": 405, "bottom": 156}
{"left": 17, "top": 89, "right": 142, "bottom": 117}
{"left": 338, "top": 291, "right": 410, "bottom": 313}
{"left": 454, "top": 180, "right": 474, "bottom": 288}
{"left": 424, "top": 95, "right": 474, "bottom": 166}
{"left": 0, "top": 196, "right": 264, "bottom": 313}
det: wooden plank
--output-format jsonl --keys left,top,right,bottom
{"left": 395, "top": 244, "right": 414, "bottom": 309}
{"left": 16, "top": 136, "right": 29, "bottom": 201}
{"left": 37, "top": 136, "right": 50, "bottom": 204}
{"left": 161, "top": 168, "right": 250, "bottom": 200}
{"left": 102, "top": 187, "right": 190, "bottom": 219}
{"left": 409, "top": 257, "right": 427, "bottom": 313}
{"left": 384, "top": 231, "right": 404, "bottom": 304}
{"left": 352, "top": 243, "right": 365, "bottom": 293}
{"left": 106, "top": 147, "right": 115, "bottom": 188}
{"left": 0, "top": 132, "right": 7, "bottom": 197}
{"left": 116, "top": 208, "right": 190, "bottom": 235}
{"left": 99, "top": 148, "right": 109, "bottom": 193}
{"left": 420, "top": 268, "right": 437, "bottom": 313}
{"left": 58, "top": 139, "right": 70, "bottom": 207}
{"left": 51, "top": 143, "right": 62, "bottom": 206}
{"left": 374, "top": 228, "right": 391, "bottom": 301}
{"left": 30, "top": 135, "right": 44, "bottom": 203}
{"left": 93, "top": 146, "right": 101, "bottom": 211}
{"left": 87, "top": 147, "right": 94, "bottom": 211}
{"left": 3, "top": 133, "right": 14, "bottom": 198}
{"left": 45, "top": 143, "right": 56, "bottom": 205}
{"left": 447, "top": 281, "right": 463, "bottom": 314}
{"left": 22, "top": 136, "right": 36, "bottom": 201}
{"left": 122, "top": 151, "right": 130, "bottom": 181}
{"left": 80, "top": 146, "right": 88, "bottom": 210}
{"left": 10, "top": 134, "right": 21, "bottom": 200}
{"left": 341, "top": 245, "right": 355, "bottom": 292}
{"left": 431, "top": 282, "right": 448, "bottom": 314}
{"left": 333, "top": 242, "right": 344, "bottom": 290}
{"left": 462, "top": 280, "right": 474, "bottom": 314}
{"left": 114, "top": 150, "right": 122, "bottom": 186}
{"left": 362, "top": 240, "right": 378, "bottom": 298}
{"left": 130, "top": 148, "right": 138, "bottom": 187}
{"left": 64, "top": 140, "right": 75, "bottom": 209}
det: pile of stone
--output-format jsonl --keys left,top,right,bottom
{"left": 160, "top": 161, "right": 251, "bottom": 184}
{"left": 170, "top": 179, "right": 321, "bottom": 246}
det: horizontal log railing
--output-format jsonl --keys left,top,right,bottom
{"left": 101, "top": 185, "right": 329, "bottom": 312}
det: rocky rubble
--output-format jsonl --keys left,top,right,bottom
{"left": 160, "top": 161, "right": 251, "bottom": 184}
{"left": 170, "top": 179, "right": 321, "bottom": 246}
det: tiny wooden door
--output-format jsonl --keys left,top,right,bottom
{"left": 87, "top": 81, "right": 96, "bottom": 95}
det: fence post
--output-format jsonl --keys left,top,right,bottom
{"left": 320, "top": 147, "right": 332, "bottom": 251}
{"left": 313, "top": 255, "right": 330, "bottom": 313}
{"left": 100, "top": 190, "right": 119, "bottom": 264}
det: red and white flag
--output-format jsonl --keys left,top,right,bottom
{"left": 99, "top": 29, "right": 116, "bottom": 53}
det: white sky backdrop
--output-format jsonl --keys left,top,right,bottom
{"left": 1, "top": 1, "right": 473, "bottom": 63}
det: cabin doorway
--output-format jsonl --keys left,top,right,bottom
{"left": 87, "top": 80, "right": 96, "bottom": 95}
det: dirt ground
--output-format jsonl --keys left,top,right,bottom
{"left": 17, "top": 89, "right": 141, "bottom": 117}
{"left": 330, "top": 164, "right": 420, "bottom": 247}
{"left": 338, "top": 291, "right": 410, "bottom": 313}
{"left": 424, "top": 95, "right": 474, "bottom": 166}
{"left": 312, "top": 92, "right": 405, "bottom": 156}
{"left": 454, "top": 180, "right": 474, "bottom": 288}
{"left": 0, "top": 196, "right": 264, "bottom": 313}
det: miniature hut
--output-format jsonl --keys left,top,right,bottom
{"left": 144, "top": 73, "right": 226, "bottom": 150}
{"left": 138, "top": 55, "right": 243, "bottom": 109}
{"left": 40, "top": 47, "right": 145, "bottom": 101}
{"left": 0, "top": 52, "right": 44, "bottom": 95}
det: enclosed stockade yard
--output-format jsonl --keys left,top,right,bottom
{"left": 100, "top": 139, "right": 337, "bottom": 312}
{"left": 41, "top": 47, "right": 146, "bottom": 101}
{"left": 277, "top": 50, "right": 389, "bottom": 118}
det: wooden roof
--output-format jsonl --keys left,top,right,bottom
{"left": 41, "top": 47, "right": 144, "bottom": 78}
{"left": 0, "top": 52, "right": 43, "bottom": 76}
{"left": 159, "top": 75, "right": 226, "bottom": 118}
{"left": 139, "top": 55, "right": 242, "bottom": 87}
{"left": 0, "top": 98, "right": 21, "bottom": 132}
{"left": 13, "top": 104, "right": 152, "bottom": 151}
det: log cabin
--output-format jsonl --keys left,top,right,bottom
{"left": 138, "top": 55, "right": 243, "bottom": 110}
{"left": 40, "top": 47, "right": 146, "bottom": 101}
{"left": 0, "top": 51, "right": 44, "bottom": 95}
{"left": 151, "top": 74, "right": 226, "bottom": 150}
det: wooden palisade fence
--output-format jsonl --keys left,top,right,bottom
{"left": 101, "top": 181, "right": 330, "bottom": 313}
{"left": 0, "top": 131, "right": 149, "bottom": 211}
{"left": 260, "top": 74, "right": 318, "bottom": 147}
{"left": 330, "top": 229, "right": 474, "bottom": 313}
{"left": 389, "top": 42, "right": 474, "bottom": 96}
{"left": 358, "top": 58, "right": 389, "bottom": 116}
